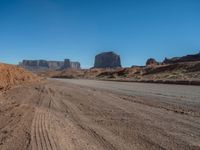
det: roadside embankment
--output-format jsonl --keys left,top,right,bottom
{"left": 0, "top": 63, "right": 40, "bottom": 90}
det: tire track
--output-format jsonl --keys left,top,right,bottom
{"left": 38, "top": 112, "right": 48, "bottom": 150}
{"left": 31, "top": 110, "right": 42, "bottom": 150}
{"left": 43, "top": 111, "right": 59, "bottom": 150}
{"left": 41, "top": 113, "right": 53, "bottom": 150}
{"left": 31, "top": 109, "right": 59, "bottom": 150}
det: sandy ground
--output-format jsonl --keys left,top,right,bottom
{"left": 0, "top": 79, "right": 200, "bottom": 150}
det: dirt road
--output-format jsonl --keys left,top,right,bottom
{"left": 0, "top": 79, "right": 200, "bottom": 150}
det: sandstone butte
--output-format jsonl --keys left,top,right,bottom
{"left": 0, "top": 63, "right": 40, "bottom": 90}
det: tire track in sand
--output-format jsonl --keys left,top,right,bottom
{"left": 31, "top": 108, "right": 58, "bottom": 150}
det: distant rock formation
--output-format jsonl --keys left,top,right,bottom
{"left": 163, "top": 52, "right": 200, "bottom": 64}
{"left": 47, "top": 61, "right": 64, "bottom": 70}
{"left": 70, "top": 61, "right": 81, "bottom": 69}
{"left": 146, "top": 58, "right": 159, "bottom": 66}
{"left": 63, "top": 59, "right": 71, "bottom": 69}
{"left": 19, "top": 59, "right": 81, "bottom": 71}
{"left": 94, "top": 51, "right": 121, "bottom": 68}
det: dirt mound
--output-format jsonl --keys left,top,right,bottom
{"left": 96, "top": 67, "right": 143, "bottom": 78}
{"left": 37, "top": 68, "right": 110, "bottom": 79}
{"left": 0, "top": 63, "right": 40, "bottom": 90}
{"left": 37, "top": 69, "right": 84, "bottom": 79}
{"left": 52, "top": 69, "right": 84, "bottom": 78}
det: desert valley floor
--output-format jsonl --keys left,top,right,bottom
{"left": 0, "top": 79, "right": 200, "bottom": 150}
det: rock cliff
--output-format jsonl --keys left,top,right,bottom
{"left": 19, "top": 59, "right": 81, "bottom": 71}
{"left": 70, "top": 61, "right": 81, "bottom": 69}
{"left": 163, "top": 52, "right": 200, "bottom": 64}
{"left": 94, "top": 51, "right": 121, "bottom": 68}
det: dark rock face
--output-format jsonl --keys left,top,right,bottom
{"left": 21, "top": 60, "right": 49, "bottom": 71}
{"left": 63, "top": 59, "right": 71, "bottom": 69}
{"left": 163, "top": 52, "right": 200, "bottom": 64}
{"left": 146, "top": 58, "right": 159, "bottom": 66}
{"left": 38, "top": 60, "right": 49, "bottom": 67}
{"left": 19, "top": 59, "right": 81, "bottom": 71}
{"left": 22, "top": 60, "right": 40, "bottom": 66}
{"left": 94, "top": 52, "right": 121, "bottom": 68}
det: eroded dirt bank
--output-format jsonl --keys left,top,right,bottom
{"left": 0, "top": 79, "right": 200, "bottom": 150}
{"left": 0, "top": 63, "right": 39, "bottom": 91}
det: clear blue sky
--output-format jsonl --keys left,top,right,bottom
{"left": 0, "top": 0, "right": 200, "bottom": 68}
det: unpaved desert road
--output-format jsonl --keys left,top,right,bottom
{"left": 0, "top": 79, "right": 200, "bottom": 150}
{"left": 55, "top": 79, "right": 200, "bottom": 102}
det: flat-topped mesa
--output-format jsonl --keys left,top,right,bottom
{"left": 47, "top": 61, "right": 64, "bottom": 70}
{"left": 94, "top": 51, "right": 122, "bottom": 68}
{"left": 19, "top": 59, "right": 81, "bottom": 71}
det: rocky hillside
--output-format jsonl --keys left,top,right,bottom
{"left": 163, "top": 52, "right": 200, "bottom": 64}
{"left": 19, "top": 59, "right": 81, "bottom": 72}
{"left": 93, "top": 57, "right": 200, "bottom": 84}
{"left": 146, "top": 58, "right": 159, "bottom": 66}
{"left": 0, "top": 63, "right": 40, "bottom": 90}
